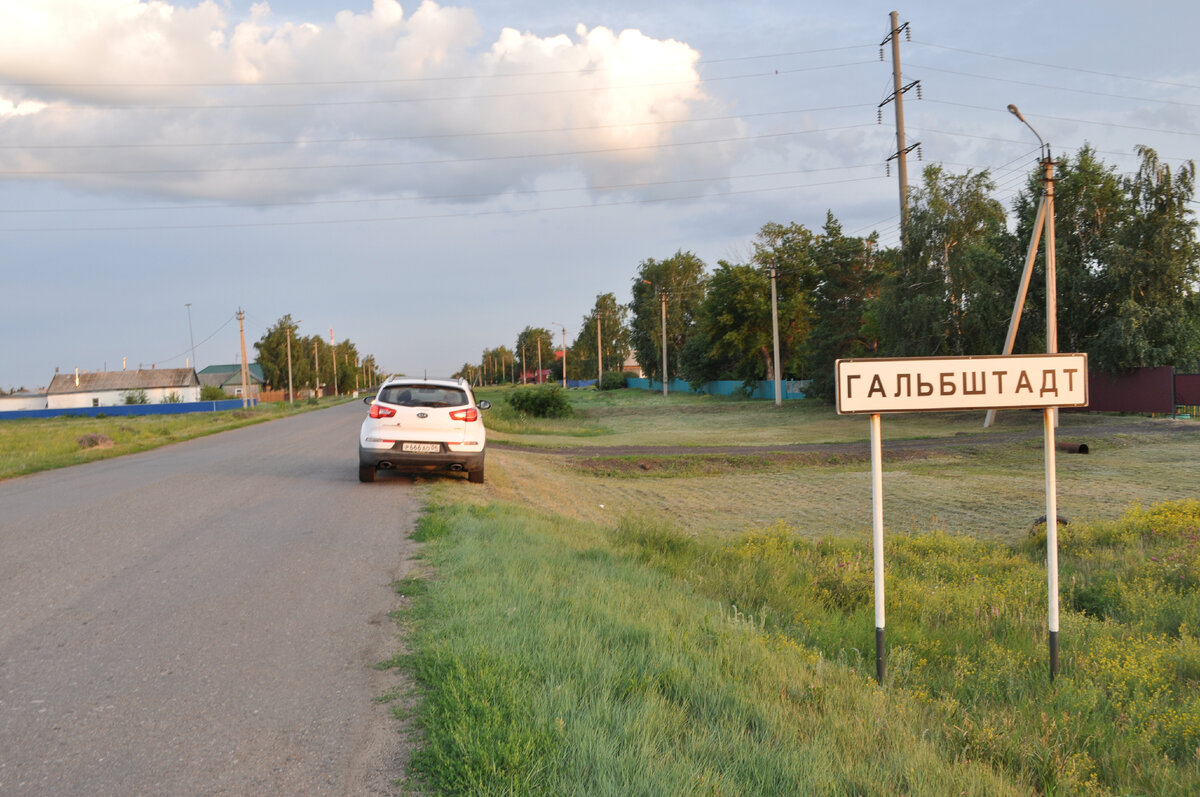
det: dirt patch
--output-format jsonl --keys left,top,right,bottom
{"left": 573, "top": 448, "right": 944, "bottom": 477}
{"left": 77, "top": 433, "right": 114, "bottom": 449}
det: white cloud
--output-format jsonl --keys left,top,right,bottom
{"left": 0, "top": 0, "right": 743, "bottom": 202}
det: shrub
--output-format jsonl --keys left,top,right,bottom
{"left": 121, "top": 388, "right": 149, "bottom": 405}
{"left": 161, "top": 391, "right": 182, "bottom": 404}
{"left": 507, "top": 385, "right": 573, "bottom": 418}
{"left": 598, "top": 371, "right": 627, "bottom": 391}
{"left": 200, "top": 384, "right": 229, "bottom": 401}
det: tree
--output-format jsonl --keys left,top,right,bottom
{"left": 805, "top": 214, "right": 885, "bottom": 401}
{"left": 677, "top": 261, "right": 772, "bottom": 386}
{"left": 515, "top": 326, "right": 554, "bottom": 382}
{"left": 570, "top": 293, "right": 631, "bottom": 381}
{"left": 1092, "top": 147, "right": 1199, "bottom": 372}
{"left": 751, "top": 221, "right": 819, "bottom": 379}
{"left": 878, "top": 165, "right": 1012, "bottom": 357}
{"left": 1010, "top": 145, "right": 1128, "bottom": 358}
{"left": 629, "top": 251, "right": 708, "bottom": 382}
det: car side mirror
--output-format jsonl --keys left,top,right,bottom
{"left": 477, "top": 399, "right": 491, "bottom": 410}
{"left": 363, "top": 395, "right": 374, "bottom": 405}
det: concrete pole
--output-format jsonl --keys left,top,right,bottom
{"left": 597, "top": 315, "right": 603, "bottom": 387}
{"left": 889, "top": 10, "right": 910, "bottom": 233}
{"left": 770, "top": 265, "right": 782, "bottom": 406}
{"left": 660, "top": 292, "right": 668, "bottom": 397}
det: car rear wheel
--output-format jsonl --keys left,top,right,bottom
{"left": 358, "top": 463, "right": 376, "bottom": 483}
{"left": 468, "top": 465, "right": 484, "bottom": 484}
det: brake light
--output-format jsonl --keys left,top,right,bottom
{"left": 449, "top": 407, "right": 478, "bottom": 422}
{"left": 369, "top": 403, "right": 396, "bottom": 418}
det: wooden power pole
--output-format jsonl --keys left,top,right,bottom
{"left": 237, "top": 308, "right": 250, "bottom": 408}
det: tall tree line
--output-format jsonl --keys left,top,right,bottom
{"left": 460, "top": 146, "right": 1197, "bottom": 399}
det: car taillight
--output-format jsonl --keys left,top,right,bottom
{"left": 449, "top": 407, "right": 478, "bottom": 422}
{"left": 369, "top": 404, "right": 396, "bottom": 418}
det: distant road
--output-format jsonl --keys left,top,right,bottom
{"left": 0, "top": 402, "right": 419, "bottom": 795}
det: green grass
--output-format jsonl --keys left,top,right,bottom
{"left": 388, "top": 389, "right": 1200, "bottom": 793}
{"left": 391, "top": 501, "right": 1020, "bottom": 795}
{"left": 0, "top": 397, "right": 351, "bottom": 479}
{"left": 476, "top": 385, "right": 1184, "bottom": 449}
{"left": 393, "top": 498, "right": 1200, "bottom": 795}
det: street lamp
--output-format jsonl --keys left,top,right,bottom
{"left": 989, "top": 104, "right": 1058, "bottom": 429}
{"left": 1007, "top": 103, "right": 1062, "bottom": 683}
{"left": 551, "top": 322, "right": 567, "bottom": 388}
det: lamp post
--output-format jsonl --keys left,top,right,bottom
{"left": 1007, "top": 103, "right": 1062, "bottom": 682}
{"left": 988, "top": 105, "right": 1058, "bottom": 428}
{"left": 551, "top": 322, "right": 567, "bottom": 387}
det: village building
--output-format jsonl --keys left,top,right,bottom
{"left": 45, "top": 368, "right": 201, "bottom": 409}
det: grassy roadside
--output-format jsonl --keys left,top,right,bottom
{"left": 384, "top": 388, "right": 1200, "bottom": 794}
{"left": 0, "top": 397, "right": 353, "bottom": 480}
{"left": 391, "top": 498, "right": 1200, "bottom": 795}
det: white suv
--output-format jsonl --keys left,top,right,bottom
{"left": 358, "top": 377, "right": 489, "bottom": 483}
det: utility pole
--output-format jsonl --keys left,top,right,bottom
{"left": 185, "top": 303, "right": 197, "bottom": 372}
{"left": 769, "top": 263, "right": 782, "bottom": 406}
{"left": 286, "top": 319, "right": 296, "bottom": 405}
{"left": 314, "top": 341, "right": 320, "bottom": 397}
{"left": 596, "top": 314, "right": 603, "bottom": 387}
{"left": 879, "top": 11, "right": 920, "bottom": 242}
{"left": 552, "top": 323, "right": 567, "bottom": 388}
{"left": 659, "top": 291, "right": 668, "bottom": 396}
{"left": 986, "top": 104, "right": 1058, "bottom": 429}
{"left": 329, "top": 328, "right": 338, "bottom": 397}
{"left": 521, "top": 343, "right": 527, "bottom": 384}
{"left": 237, "top": 308, "right": 250, "bottom": 409}
{"left": 537, "top": 336, "right": 543, "bottom": 383}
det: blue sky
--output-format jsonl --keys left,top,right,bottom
{"left": 1, "top": 1, "right": 1197, "bottom": 390}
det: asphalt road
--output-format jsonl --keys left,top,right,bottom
{"left": 0, "top": 401, "right": 420, "bottom": 795}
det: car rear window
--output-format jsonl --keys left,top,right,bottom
{"left": 378, "top": 384, "right": 470, "bottom": 408}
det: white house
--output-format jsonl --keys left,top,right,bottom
{"left": 46, "top": 368, "right": 201, "bottom": 409}
{"left": 0, "top": 391, "right": 49, "bottom": 411}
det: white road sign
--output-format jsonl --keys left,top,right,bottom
{"left": 836, "top": 353, "right": 1088, "bottom": 415}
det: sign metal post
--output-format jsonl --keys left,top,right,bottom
{"left": 837, "top": 353, "right": 1087, "bottom": 683}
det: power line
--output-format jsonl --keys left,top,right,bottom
{"left": 25, "top": 60, "right": 879, "bottom": 113}
{"left": 921, "top": 99, "right": 1200, "bottom": 139}
{"left": 0, "top": 162, "right": 883, "bottom": 215}
{"left": 912, "top": 39, "right": 1200, "bottom": 91}
{"left": 0, "top": 175, "right": 888, "bottom": 233}
{"left": 5, "top": 44, "right": 877, "bottom": 90}
{"left": 149, "top": 312, "right": 237, "bottom": 369}
{"left": 0, "top": 103, "right": 873, "bottom": 152}
{"left": 0, "top": 123, "right": 881, "bottom": 177}
{"left": 909, "top": 62, "right": 1200, "bottom": 109}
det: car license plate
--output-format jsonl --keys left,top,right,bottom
{"left": 401, "top": 442, "right": 441, "bottom": 453}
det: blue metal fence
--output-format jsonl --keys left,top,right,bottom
{"left": 625, "top": 378, "right": 808, "bottom": 400}
{"left": 0, "top": 398, "right": 258, "bottom": 421}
